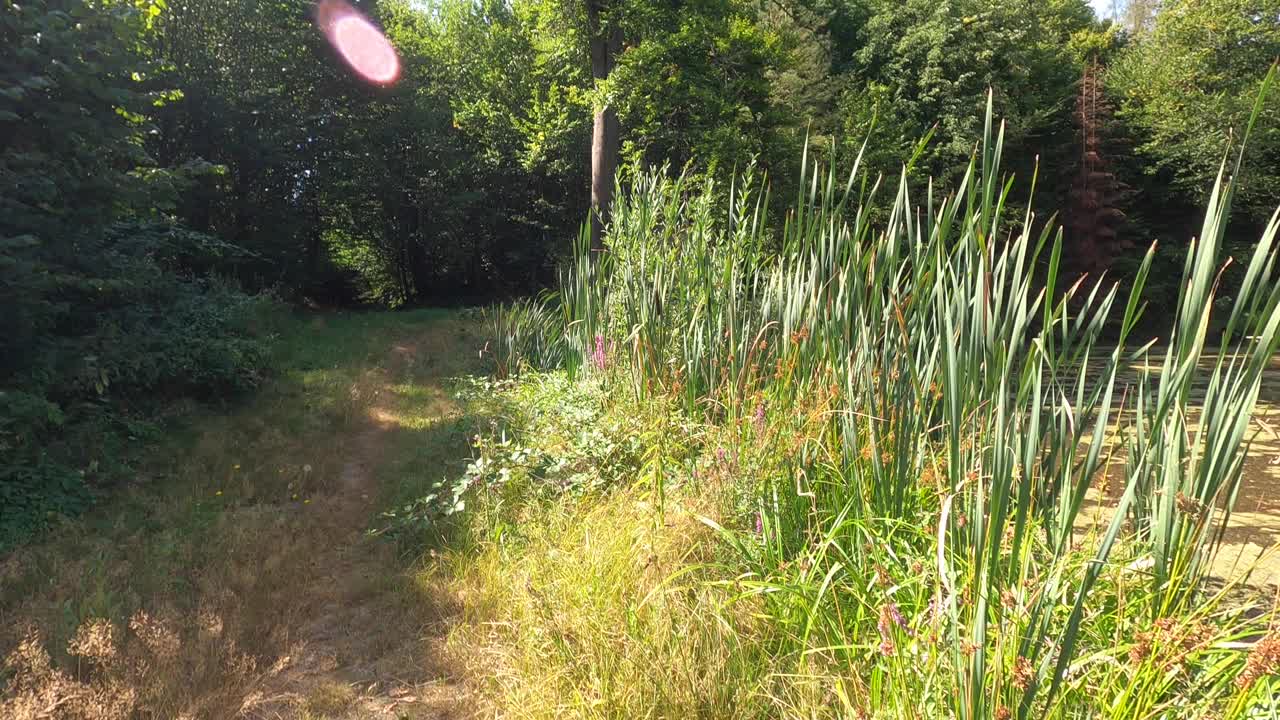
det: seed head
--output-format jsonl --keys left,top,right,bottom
{"left": 1237, "top": 633, "right": 1280, "bottom": 689}
{"left": 1175, "top": 491, "right": 1205, "bottom": 516}
{"left": 1011, "top": 655, "right": 1033, "bottom": 690}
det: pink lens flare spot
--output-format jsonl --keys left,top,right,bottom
{"left": 318, "top": 0, "right": 400, "bottom": 85}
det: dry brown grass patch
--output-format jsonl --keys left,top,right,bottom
{"left": 0, "top": 311, "right": 476, "bottom": 719}
{"left": 302, "top": 681, "right": 357, "bottom": 718}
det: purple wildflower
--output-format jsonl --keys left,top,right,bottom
{"left": 590, "top": 334, "right": 608, "bottom": 372}
{"left": 753, "top": 401, "right": 766, "bottom": 434}
{"left": 754, "top": 513, "right": 763, "bottom": 535}
{"left": 877, "top": 605, "right": 897, "bottom": 655}
{"left": 886, "top": 602, "right": 908, "bottom": 632}
{"left": 878, "top": 602, "right": 911, "bottom": 657}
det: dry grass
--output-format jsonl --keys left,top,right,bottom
{"left": 2, "top": 610, "right": 260, "bottom": 719}
{"left": 437, "top": 486, "right": 776, "bottom": 720}
{"left": 0, "top": 309, "right": 477, "bottom": 719}
{"left": 0, "top": 410, "right": 355, "bottom": 718}
{"left": 302, "top": 682, "right": 357, "bottom": 718}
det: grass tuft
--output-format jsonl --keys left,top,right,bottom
{"left": 302, "top": 681, "right": 357, "bottom": 718}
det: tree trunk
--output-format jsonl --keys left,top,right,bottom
{"left": 587, "top": 1, "right": 620, "bottom": 252}
{"left": 1066, "top": 60, "right": 1129, "bottom": 276}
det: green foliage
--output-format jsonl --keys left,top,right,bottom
{"left": 475, "top": 90, "right": 1280, "bottom": 716}
{"left": 481, "top": 295, "right": 569, "bottom": 379}
{"left": 1, "top": 0, "right": 274, "bottom": 548}
{"left": 1109, "top": 0, "right": 1280, "bottom": 221}
{"left": 609, "top": 0, "right": 786, "bottom": 176}
{"left": 831, "top": 0, "right": 1098, "bottom": 185}
{"left": 0, "top": 221, "right": 275, "bottom": 547}
{"left": 0, "top": 451, "right": 91, "bottom": 551}
{"left": 147, "top": 0, "right": 354, "bottom": 297}
{"left": 375, "top": 373, "right": 684, "bottom": 542}
{"left": 425, "top": 0, "right": 590, "bottom": 177}
{"left": 10, "top": 0, "right": 1268, "bottom": 319}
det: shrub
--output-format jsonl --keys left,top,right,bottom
{"left": 0, "top": 221, "right": 275, "bottom": 548}
{"left": 0, "top": 0, "right": 278, "bottom": 547}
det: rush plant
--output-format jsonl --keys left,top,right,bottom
{"left": 481, "top": 69, "right": 1280, "bottom": 717}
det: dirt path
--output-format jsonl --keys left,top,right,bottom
{"left": 244, "top": 338, "right": 468, "bottom": 719}
{"left": 0, "top": 314, "right": 475, "bottom": 720}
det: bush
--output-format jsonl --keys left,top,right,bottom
{"left": 0, "top": 221, "right": 275, "bottom": 549}
{"left": 1, "top": 1, "right": 278, "bottom": 547}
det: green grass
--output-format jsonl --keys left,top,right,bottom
{"left": 451, "top": 80, "right": 1280, "bottom": 718}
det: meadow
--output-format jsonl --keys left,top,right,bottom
{"left": 453, "top": 93, "right": 1280, "bottom": 718}
{"left": 5, "top": 105, "right": 1280, "bottom": 715}
{"left": 7, "top": 0, "right": 1280, "bottom": 717}
{"left": 1, "top": 310, "right": 480, "bottom": 718}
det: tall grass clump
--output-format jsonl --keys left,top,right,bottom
{"left": 476, "top": 76, "right": 1280, "bottom": 718}
{"left": 481, "top": 293, "right": 567, "bottom": 378}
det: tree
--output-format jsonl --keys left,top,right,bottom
{"left": 1, "top": 0, "right": 162, "bottom": 376}
{"left": 830, "top": 0, "right": 1098, "bottom": 187}
{"left": 443, "top": 0, "right": 786, "bottom": 252}
{"left": 1, "top": 0, "right": 270, "bottom": 543}
{"left": 1064, "top": 59, "right": 1130, "bottom": 273}
{"left": 150, "top": 0, "right": 360, "bottom": 295}
{"left": 607, "top": 0, "right": 785, "bottom": 177}
{"left": 413, "top": 0, "right": 592, "bottom": 297}
{"left": 1121, "top": 0, "right": 1161, "bottom": 34}
{"left": 587, "top": 0, "right": 621, "bottom": 251}
{"left": 1108, "top": 0, "right": 1280, "bottom": 222}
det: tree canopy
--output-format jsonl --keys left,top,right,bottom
{"left": 1109, "top": 0, "right": 1280, "bottom": 220}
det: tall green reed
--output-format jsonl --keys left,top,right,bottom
{"left": 486, "top": 71, "right": 1280, "bottom": 716}
{"left": 480, "top": 292, "right": 566, "bottom": 378}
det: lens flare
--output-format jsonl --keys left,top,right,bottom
{"left": 317, "top": 0, "right": 400, "bottom": 85}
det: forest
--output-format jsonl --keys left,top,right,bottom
{"left": 4, "top": 0, "right": 1279, "bottom": 514}
{"left": 4, "top": 0, "right": 1280, "bottom": 717}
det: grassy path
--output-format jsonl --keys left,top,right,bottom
{"left": 1, "top": 310, "right": 478, "bottom": 719}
